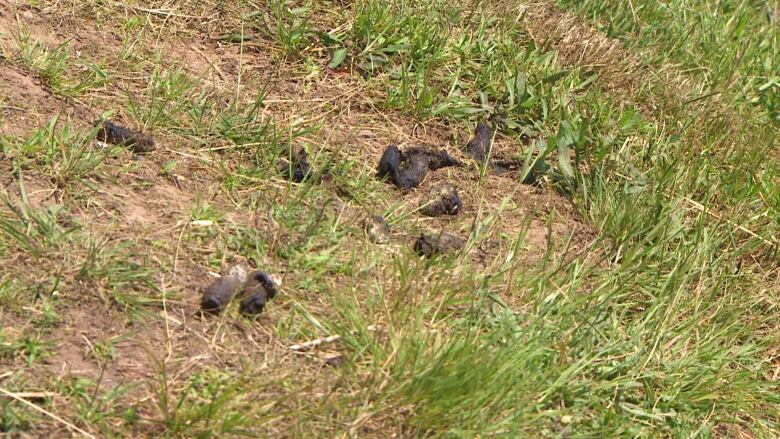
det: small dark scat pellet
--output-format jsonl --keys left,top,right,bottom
{"left": 377, "top": 145, "right": 460, "bottom": 190}
{"left": 201, "top": 265, "right": 248, "bottom": 314}
{"left": 413, "top": 232, "right": 465, "bottom": 258}
{"left": 420, "top": 184, "right": 462, "bottom": 217}
{"left": 364, "top": 215, "right": 391, "bottom": 243}
{"left": 96, "top": 120, "right": 156, "bottom": 153}
{"left": 280, "top": 148, "right": 312, "bottom": 183}
{"left": 464, "top": 123, "right": 492, "bottom": 163}
{"left": 239, "top": 271, "right": 278, "bottom": 316}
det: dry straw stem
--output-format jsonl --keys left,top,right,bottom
{"left": 0, "top": 387, "right": 96, "bottom": 438}
{"left": 288, "top": 335, "right": 342, "bottom": 352}
{"left": 288, "top": 325, "right": 381, "bottom": 351}
{"left": 682, "top": 196, "right": 778, "bottom": 248}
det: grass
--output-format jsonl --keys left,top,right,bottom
{"left": 554, "top": 0, "right": 780, "bottom": 123}
{"left": 5, "top": 118, "right": 111, "bottom": 189}
{"left": 12, "top": 28, "right": 108, "bottom": 97}
{"left": 0, "top": 0, "right": 777, "bottom": 437}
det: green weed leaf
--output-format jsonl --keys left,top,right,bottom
{"left": 329, "top": 47, "right": 348, "bottom": 69}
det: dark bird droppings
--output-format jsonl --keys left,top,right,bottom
{"left": 464, "top": 123, "right": 492, "bottom": 162}
{"left": 377, "top": 145, "right": 460, "bottom": 190}
{"left": 201, "top": 265, "right": 248, "bottom": 314}
{"left": 96, "top": 120, "right": 156, "bottom": 153}
{"left": 420, "top": 185, "right": 462, "bottom": 216}
{"left": 280, "top": 148, "right": 312, "bottom": 183}
{"left": 377, "top": 145, "right": 402, "bottom": 180}
{"left": 239, "top": 271, "right": 278, "bottom": 316}
{"left": 405, "top": 147, "right": 461, "bottom": 170}
{"left": 394, "top": 153, "right": 430, "bottom": 189}
{"left": 414, "top": 232, "right": 465, "bottom": 258}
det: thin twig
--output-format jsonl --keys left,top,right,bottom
{"left": 0, "top": 387, "right": 96, "bottom": 438}
{"left": 0, "top": 391, "right": 55, "bottom": 399}
{"left": 288, "top": 325, "right": 380, "bottom": 352}
{"left": 288, "top": 335, "right": 341, "bottom": 352}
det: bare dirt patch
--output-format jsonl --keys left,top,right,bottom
{"left": 0, "top": 63, "right": 89, "bottom": 136}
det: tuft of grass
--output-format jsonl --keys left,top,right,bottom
{"left": 0, "top": 179, "right": 163, "bottom": 318}
{"left": 0, "top": 329, "right": 53, "bottom": 367}
{"left": 13, "top": 29, "right": 108, "bottom": 97}
{"left": 263, "top": 0, "right": 316, "bottom": 57}
{"left": 3, "top": 118, "right": 112, "bottom": 189}
{"left": 0, "top": 191, "right": 76, "bottom": 259}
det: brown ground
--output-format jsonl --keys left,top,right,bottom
{"left": 0, "top": 0, "right": 596, "bottom": 436}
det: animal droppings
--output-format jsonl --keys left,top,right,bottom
{"left": 201, "top": 267, "right": 279, "bottom": 316}
{"left": 404, "top": 147, "right": 461, "bottom": 170}
{"left": 413, "top": 232, "right": 465, "bottom": 258}
{"left": 377, "top": 145, "right": 402, "bottom": 179}
{"left": 377, "top": 144, "right": 426, "bottom": 189}
{"left": 464, "top": 123, "right": 492, "bottom": 162}
{"left": 462, "top": 124, "right": 559, "bottom": 185}
{"left": 394, "top": 153, "right": 429, "bottom": 189}
{"left": 420, "top": 185, "right": 462, "bottom": 216}
{"left": 201, "top": 265, "right": 248, "bottom": 314}
{"left": 377, "top": 145, "right": 459, "bottom": 190}
{"left": 239, "top": 271, "right": 278, "bottom": 316}
{"left": 280, "top": 148, "right": 312, "bottom": 183}
{"left": 96, "top": 120, "right": 156, "bottom": 153}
